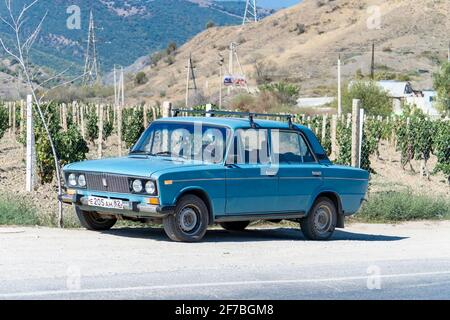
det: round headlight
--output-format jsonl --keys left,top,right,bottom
{"left": 132, "top": 179, "right": 143, "bottom": 193}
{"left": 68, "top": 173, "right": 77, "bottom": 186}
{"left": 145, "top": 181, "right": 156, "bottom": 195}
{"left": 78, "top": 174, "right": 86, "bottom": 187}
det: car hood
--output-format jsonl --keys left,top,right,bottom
{"left": 63, "top": 156, "right": 204, "bottom": 177}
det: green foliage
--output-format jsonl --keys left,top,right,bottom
{"left": 336, "top": 119, "right": 352, "bottom": 166}
{"left": 205, "top": 21, "right": 215, "bottom": 29}
{"left": 166, "top": 42, "right": 177, "bottom": 55}
{"left": 86, "top": 106, "right": 99, "bottom": 143}
{"left": 34, "top": 103, "right": 89, "bottom": 184}
{"left": 334, "top": 81, "right": 392, "bottom": 116}
{"left": 259, "top": 82, "right": 300, "bottom": 105}
{"left": 0, "top": 194, "right": 40, "bottom": 226}
{"left": 358, "top": 190, "right": 450, "bottom": 222}
{"left": 433, "top": 62, "right": 450, "bottom": 113}
{"left": 122, "top": 107, "right": 144, "bottom": 149}
{"left": 433, "top": 119, "right": 450, "bottom": 179}
{"left": 0, "top": 104, "right": 8, "bottom": 140}
{"left": 58, "top": 125, "right": 89, "bottom": 168}
{"left": 135, "top": 72, "right": 148, "bottom": 85}
{"left": 409, "top": 112, "right": 435, "bottom": 163}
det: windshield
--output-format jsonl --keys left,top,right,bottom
{"left": 130, "top": 122, "right": 230, "bottom": 164}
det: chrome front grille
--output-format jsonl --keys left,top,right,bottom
{"left": 85, "top": 173, "right": 130, "bottom": 193}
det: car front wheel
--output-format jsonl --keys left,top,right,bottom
{"left": 300, "top": 197, "right": 337, "bottom": 240}
{"left": 163, "top": 195, "right": 209, "bottom": 242}
{"left": 75, "top": 206, "right": 117, "bottom": 231}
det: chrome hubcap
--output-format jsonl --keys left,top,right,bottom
{"left": 179, "top": 206, "right": 199, "bottom": 233}
{"left": 314, "top": 205, "right": 332, "bottom": 233}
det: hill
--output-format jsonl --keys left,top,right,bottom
{"left": 125, "top": 0, "right": 449, "bottom": 106}
{"left": 0, "top": 0, "right": 274, "bottom": 75}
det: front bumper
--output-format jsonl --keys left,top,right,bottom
{"left": 58, "top": 193, "right": 175, "bottom": 218}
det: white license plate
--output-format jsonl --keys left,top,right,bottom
{"left": 87, "top": 196, "right": 124, "bottom": 210}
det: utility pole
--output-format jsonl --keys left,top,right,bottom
{"left": 83, "top": 11, "right": 100, "bottom": 86}
{"left": 227, "top": 42, "right": 249, "bottom": 94}
{"left": 338, "top": 54, "right": 342, "bottom": 116}
{"left": 370, "top": 42, "right": 375, "bottom": 80}
{"left": 243, "top": 0, "right": 258, "bottom": 25}
{"left": 185, "top": 53, "right": 197, "bottom": 108}
{"left": 218, "top": 53, "right": 224, "bottom": 109}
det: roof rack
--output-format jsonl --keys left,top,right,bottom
{"left": 172, "top": 109, "right": 294, "bottom": 129}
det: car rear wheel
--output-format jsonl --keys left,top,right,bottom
{"left": 219, "top": 221, "right": 250, "bottom": 231}
{"left": 300, "top": 197, "right": 337, "bottom": 240}
{"left": 75, "top": 206, "right": 117, "bottom": 231}
{"left": 163, "top": 195, "right": 209, "bottom": 242}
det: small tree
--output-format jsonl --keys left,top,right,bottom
{"left": 433, "top": 62, "right": 450, "bottom": 113}
{"left": 166, "top": 42, "right": 177, "bottom": 55}
{"left": 335, "top": 81, "right": 392, "bottom": 116}
{"left": 205, "top": 21, "right": 215, "bottom": 29}
{"left": 135, "top": 71, "right": 148, "bottom": 85}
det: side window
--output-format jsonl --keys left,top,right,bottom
{"left": 227, "top": 129, "right": 270, "bottom": 165}
{"left": 271, "top": 130, "right": 316, "bottom": 164}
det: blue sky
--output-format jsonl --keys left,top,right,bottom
{"left": 257, "top": 0, "right": 301, "bottom": 9}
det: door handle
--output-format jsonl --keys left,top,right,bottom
{"left": 264, "top": 169, "right": 278, "bottom": 176}
{"left": 312, "top": 171, "right": 322, "bottom": 177}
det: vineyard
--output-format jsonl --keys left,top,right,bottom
{"left": 0, "top": 100, "right": 449, "bottom": 226}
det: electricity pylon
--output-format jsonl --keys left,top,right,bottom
{"left": 243, "top": 0, "right": 258, "bottom": 25}
{"left": 83, "top": 11, "right": 100, "bottom": 86}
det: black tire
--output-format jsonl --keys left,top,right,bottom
{"left": 219, "top": 221, "right": 250, "bottom": 231}
{"left": 163, "top": 195, "right": 209, "bottom": 242}
{"left": 300, "top": 197, "right": 337, "bottom": 240}
{"left": 75, "top": 206, "right": 117, "bottom": 231}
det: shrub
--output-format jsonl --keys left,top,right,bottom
{"left": 433, "top": 61, "right": 450, "bottom": 113}
{"left": 433, "top": 119, "right": 450, "bottom": 182}
{"left": 85, "top": 106, "right": 99, "bottom": 143}
{"left": 0, "top": 194, "right": 39, "bottom": 226}
{"left": 166, "top": 42, "right": 177, "bottom": 55}
{"left": 205, "top": 21, "right": 215, "bottom": 29}
{"left": 334, "top": 80, "right": 392, "bottom": 116}
{"left": 0, "top": 104, "right": 8, "bottom": 140}
{"left": 135, "top": 72, "right": 148, "bottom": 85}
{"left": 358, "top": 191, "right": 450, "bottom": 222}
{"left": 259, "top": 82, "right": 300, "bottom": 105}
{"left": 122, "top": 107, "right": 144, "bottom": 148}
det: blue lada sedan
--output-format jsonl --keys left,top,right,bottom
{"left": 60, "top": 111, "right": 369, "bottom": 242}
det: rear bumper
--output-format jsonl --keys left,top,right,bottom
{"left": 58, "top": 193, "right": 175, "bottom": 218}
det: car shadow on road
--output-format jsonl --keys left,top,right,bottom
{"left": 102, "top": 227, "right": 408, "bottom": 242}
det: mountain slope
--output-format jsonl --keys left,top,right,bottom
{"left": 127, "top": 0, "right": 449, "bottom": 105}
{"left": 0, "top": 0, "right": 272, "bottom": 74}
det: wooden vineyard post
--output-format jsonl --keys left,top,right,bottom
{"left": 62, "top": 103, "right": 68, "bottom": 132}
{"left": 351, "top": 99, "right": 361, "bottom": 168}
{"left": 321, "top": 114, "right": 327, "bottom": 143}
{"left": 26, "top": 95, "right": 35, "bottom": 192}
{"left": 331, "top": 114, "right": 338, "bottom": 160}
{"left": 206, "top": 103, "right": 212, "bottom": 117}
{"left": 117, "top": 104, "right": 123, "bottom": 156}
{"left": 97, "top": 104, "right": 104, "bottom": 159}
{"left": 80, "top": 104, "right": 85, "bottom": 139}
{"left": 143, "top": 104, "right": 148, "bottom": 127}
{"left": 20, "top": 100, "right": 25, "bottom": 148}
{"left": 11, "top": 102, "right": 16, "bottom": 137}
{"left": 152, "top": 106, "right": 157, "bottom": 121}
{"left": 358, "top": 108, "right": 365, "bottom": 168}
{"left": 72, "top": 101, "right": 77, "bottom": 126}
{"left": 162, "top": 101, "right": 172, "bottom": 118}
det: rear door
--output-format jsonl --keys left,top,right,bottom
{"left": 271, "top": 130, "right": 324, "bottom": 213}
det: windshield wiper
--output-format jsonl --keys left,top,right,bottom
{"left": 150, "top": 151, "right": 189, "bottom": 160}
{"left": 129, "top": 150, "right": 151, "bottom": 155}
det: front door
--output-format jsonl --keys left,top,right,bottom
{"left": 225, "top": 129, "right": 279, "bottom": 214}
{"left": 271, "top": 130, "right": 323, "bottom": 213}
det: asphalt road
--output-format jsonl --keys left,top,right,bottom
{"left": 0, "top": 221, "right": 450, "bottom": 300}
